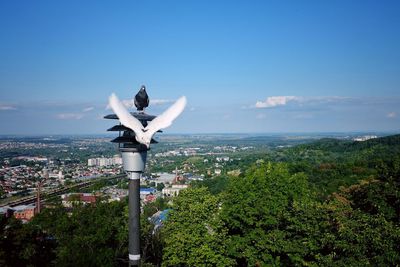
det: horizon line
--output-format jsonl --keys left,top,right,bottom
{"left": 0, "top": 130, "right": 399, "bottom": 138}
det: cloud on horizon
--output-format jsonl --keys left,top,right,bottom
{"left": 82, "top": 107, "right": 94, "bottom": 112}
{"left": 1, "top": 96, "right": 399, "bottom": 134}
{"left": 0, "top": 104, "right": 17, "bottom": 111}
{"left": 254, "top": 96, "right": 357, "bottom": 110}
{"left": 56, "top": 113, "right": 84, "bottom": 120}
{"left": 255, "top": 96, "right": 298, "bottom": 108}
{"left": 151, "top": 99, "right": 174, "bottom": 105}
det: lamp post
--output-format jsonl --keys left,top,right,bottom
{"left": 105, "top": 96, "right": 158, "bottom": 266}
{"left": 105, "top": 86, "right": 186, "bottom": 266}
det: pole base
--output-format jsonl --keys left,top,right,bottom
{"left": 129, "top": 254, "right": 140, "bottom": 261}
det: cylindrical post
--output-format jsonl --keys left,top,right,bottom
{"left": 120, "top": 148, "right": 147, "bottom": 266}
{"left": 128, "top": 172, "right": 141, "bottom": 266}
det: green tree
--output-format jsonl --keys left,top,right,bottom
{"left": 32, "top": 201, "right": 128, "bottom": 266}
{"left": 315, "top": 195, "right": 400, "bottom": 266}
{"left": 191, "top": 175, "right": 229, "bottom": 195}
{"left": 0, "top": 217, "right": 56, "bottom": 267}
{"left": 220, "top": 162, "right": 313, "bottom": 266}
{"left": 162, "top": 187, "right": 234, "bottom": 266}
{"left": 156, "top": 182, "right": 165, "bottom": 192}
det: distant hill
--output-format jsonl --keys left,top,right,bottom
{"left": 284, "top": 134, "right": 400, "bottom": 197}
{"left": 301, "top": 134, "right": 400, "bottom": 152}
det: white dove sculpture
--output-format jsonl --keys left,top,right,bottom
{"left": 109, "top": 93, "right": 187, "bottom": 148}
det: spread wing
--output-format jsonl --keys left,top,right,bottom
{"left": 109, "top": 93, "right": 145, "bottom": 139}
{"left": 143, "top": 96, "right": 187, "bottom": 141}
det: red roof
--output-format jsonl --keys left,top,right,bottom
{"left": 80, "top": 195, "right": 97, "bottom": 203}
{"left": 145, "top": 194, "right": 156, "bottom": 203}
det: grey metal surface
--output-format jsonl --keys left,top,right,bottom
{"left": 108, "top": 125, "right": 163, "bottom": 133}
{"left": 104, "top": 112, "right": 156, "bottom": 121}
{"left": 112, "top": 136, "right": 158, "bottom": 144}
{"left": 129, "top": 178, "right": 141, "bottom": 266}
{"left": 121, "top": 150, "right": 147, "bottom": 172}
{"left": 107, "top": 124, "right": 131, "bottom": 131}
{"left": 128, "top": 172, "right": 141, "bottom": 180}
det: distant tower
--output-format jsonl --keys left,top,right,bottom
{"left": 173, "top": 167, "right": 185, "bottom": 184}
{"left": 173, "top": 166, "right": 179, "bottom": 184}
{"left": 37, "top": 167, "right": 49, "bottom": 214}
{"left": 36, "top": 183, "right": 41, "bottom": 214}
{"left": 36, "top": 181, "right": 42, "bottom": 213}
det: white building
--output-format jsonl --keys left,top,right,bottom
{"left": 353, "top": 135, "right": 378, "bottom": 142}
{"left": 87, "top": 155, "right": 122, "bottom": 167}
{"left": 162, "top": 184, "right": 189, "bottom": 197}
{"left": 88, "top": 158, "right": 97, "bottom": 166}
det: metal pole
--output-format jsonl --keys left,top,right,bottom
{"left": 128, "top": 172, "right": 141, "bottom": 266}
{"left": 121, "top": 148, "right": 147, "bottom": 266}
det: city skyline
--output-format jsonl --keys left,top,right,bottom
{"left": 1, "top": 1, "right": 399, "bottom": 134}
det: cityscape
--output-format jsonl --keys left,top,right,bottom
{"left": 0, "top": 132, "right": 387, "bottom": 220}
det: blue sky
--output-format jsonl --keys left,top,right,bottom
{"left": 0, "top": 0, "right": 399, "bottom": 134}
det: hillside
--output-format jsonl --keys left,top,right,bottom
{"left": 272, "top": 134, "right": 400, "bottom": 196}
{"left": 1, "top": 134, "right": 399, "bottom": 266}
{"left": 300, "top": 134, "right": 400, "bottom": 152}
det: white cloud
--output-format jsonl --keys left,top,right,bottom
{"left": 56, "top": 113, "right": 84, "bottom": 120}
{"left": 151, "top": 99, "right": 173, "bottom": 105}
{"left": 82, "top": 107, "right": 94, "bottom": 112}
{"left": 255, "top": 96, "right": 299, "bottom": 108}
{"left": 387, "top": 112, "right": 397, "bottom": 118}
{"left": 0, "top": 104, "right": 17, "bottom": 110}
{"left": 254, "top": 96, "right": 356, "bottom": 109}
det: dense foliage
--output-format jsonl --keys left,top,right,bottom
{"left": 1, "top": 135, "right": 400, "bottom": 266}
{"left": 162, "top": 135, "right": 400, "bottom": 266}
{"left": 1, "top": 201, "right": 128, "bottom": 267}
